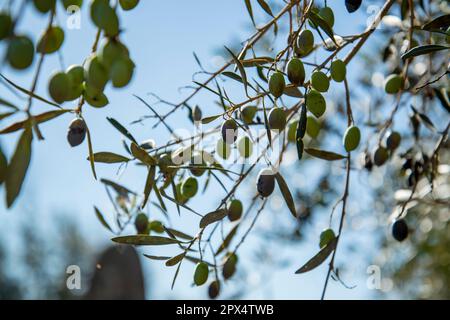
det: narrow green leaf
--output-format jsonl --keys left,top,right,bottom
{"left": 199, "top": 209, "right": 228, "bottom": 228}
{"left": 201, "top": 114, "right": 222, "bottom": 124}
{"left": 0, "top": 111, "right": 16, "bottom": 121}
{"left": 0, "top": 109, "right": 71, "bottom": 134}
{"left": 5, "top": 125, "right": 33, "bottom": 207}
{"left": 216, "top": 224, "right": 239, "bottom": 256}
{"left": 241, "top": 57, "right": 274, "bottom": 67}
{"left": 142, "top": 165, "right": 156, "bottom": 208}
{"left": 304, "top": 148, "right": 346, "bottom": 161}
{"left": 130, "top": 142, "right": 156, "bottom": 166}
{"left": 0, "top": 97, "right": 19, "bottom": 110}
{"left": 112, "top": 235, "right": 182, "bottom": 246}
{"left": 94, "top": 206, "right": 113, "bottom": 232}
{"left": 224, "top": 46, "right": 248, "bottom": 96}
{"left": 166, "top": 228, "right": 194, "bottom": 241}
{"left": 244, "top": 0, "right": 255, "bottom": 26}
{"left": 275, "top": 172, "right": 297, "bottom": 218}
{"left": 89, "top": 152, "right": 130, "bottom": 163}
{"left": 165, "top": 253, "right": 186, "bottom": 267}
{"left": 100, "top": 178, "right": 136, "bottom": 195}
{"left": 222, "top": 71, "right": 243, "bottom": 83}
{"left": 296, "top": 104, "right": 307, "bottom": 139}
{"left": 295, "top": 237, "right": 338, "bottom": 274}
{"left": 0, "top": 145, "right": 8, "bottom": 185}
{"left": 143, "top": 254, "right": 171, "bottom": 261}
{"left": 434, "top": 88, "right": 450, "bottom": 113}
{"left": 0, "top": 74, "right": 61, "bottom": 108}
{"left": 153, "top": 184, "right": 167, "bottom": 212}
{"left": 85, "top": 124, "right": 97, "bottom": 180}
{"left": 107, "top": 117, "right": 137, "bottom": 143}
{"left": 401, "top": 44, "right": 448, "bottom": 60}
{"left": 422, "top": 14, "right": 450, "bottom": 31}
{"left": 256, "top": 0, "right": 273, "bottom": 17}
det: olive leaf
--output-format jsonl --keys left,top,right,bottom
{"left": 241, "top": 57, "right": 274, "bottom": 67}
{"left": 401, "top": 44, "right": 448, "bottom": 60}
{"left": 296, "top": 104, "right": 307, "bottom": 140}
{"left": 0, "top": 109, "right": 72, "bottom": 134}
{"left": 144, "top": 254, "right": 171, "bottom": 261}
{"left": 0, "top": 111, "right": 16, "bottom": 121}
{"left": 89, "top": 152, "right": 130, "bottom": 163}
{"left": 201, "top": 114, "right": 222, "bottom": 124}
{"left": 130, "top": 142, "right": 156, "bottom": 166}
{"left": 5, "top": 125, "right": 33, "bottom": 208}
{"left": 434, "top": 88, "right": 450, "bottom": 113}
{"left": 216, "top": 224, "right": 239, "bottom": 256}
{"left": 283, "top": 86, "right": 303, "bottom": 98}
{"left": 295, "top": 237, "right": 338, "bottom": 274}
{"left": 244, "top": 0, "right": 255, "bottom": 26}
{"left": 101, "top": 178, "right": 136, "bottom": 196}
{"left": 185, "top": 256, "right": 214, "bottom": 267}
{"left": 256, "top": 0, "right": 273, "bottom": 17}
{"left": 199, "top": 209, "right": 228, "bottom": 228}
{"left": 107, "top": 117, "right": 137, "bottom": 143}
{"left": 0, "top": 145, "right": 8, "bottom": 185}
{"left": 142, "top": 165, "right": 156, "bottom": 208}
{"left": 165, "top": 253, "right": 186, "bottom": 267}
{"left": 94, "top": 206, "right": 113, "bottom": 232}
{"left": 112, "top": 235, "right": 182, "bottom": 246}
{"left": 0, "top": 74, "right": 61, "bottom": 108}
{"left": 304, "top": 148, "right": 347, "bottom": 161}
{"left": 85, "top": 124, "right": 97, "bottom": 180}
{"left": 421, "top": 14, "right": 450, "bottom": 32}
{"left": 165, "top": 228, "right": 194, "bottom": 241}
{"left": 225, "top": 46, "right": 248, "bottom": 96}
{"left": 308, "top": 11, "right": 337, "bottom": 46}
{"left": 411, "top": 106, "right": 436, "bottom": 131}
{"left": 296, "top": 138, "right": 304, "bottom": 160}
{"left": 0, "top": 97, "right": 19, "bottom": 110}
{"left": 275, "top": 172, "right": 297, "bottom": 218}
{"left": 153, "top": 184, "right": 167, "bottom": 212}
{"left": 222, "top": 71, "right": 243, "bottom": 83}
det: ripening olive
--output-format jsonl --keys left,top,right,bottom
{"left": 66, "top": 66, "right": 85, "bottom": 101}
{"left": 33, "top": 0, "right": 56, "bottom": 13}
{"left": 240, "top": 105, "right": 257, "bottom": 124}
{"left": 392, "top": 219, "right": 408, "bottom": 242}
{"left": 90, "top": 0, "right": 119, "bottom": 37}
{"left": 175, "top": 182, "right": 188, "bottom": 204}
{"left": 134, "top": 213, "right": 149, "bottom": 234}
{"left": 330, "top": 59, "right": 346, "bottom": 83}
{"left": 149, "top": 220, "right": 164, "bottom": 233}
{"left": 119, "top": 0, "right": 139, "bottom": 10}
{"left": 216, "top": 138, "right": 231, "bottom": 160}
{"left": 192, "top": 105, "right": 202, "bottom": 122}
{"left": 384, "top": 74, "right": 403, "bottom": 94}
{"left": 37, "top": 26, "right": 64, "bottom": 54}
{"left": 268, "top": 107, "right": 287, "bottom": 131}
{"left": 110, "top": 57, "right": 135, "bottom": 88}
{"left": 83, "top": 89, "right": 109, "bottom": 108}
{"left": 48, "top": 72, "right": 70, "bottom": 103}
{"left": 319, "top": 229, "right": 336, "bottom": 249}
{"left": 343, "top": 125, "right": 361, "bottom": 152}
{"left": 7, "top": 36, "right": 34, "bottom": 70}
{"left": 0, "top": 13, "right": 13, "bottom": 40}
{"left": 181, "top": 177, "right": 198, "bottom": 198}
{"left": 306, "top": 115, "right": 320, "bottom": 139}
{"left": 287, "top": 120, "right": 298, "bottom": 142}
{"left": 227, "top": 199, "right": 243, "bottom": 221}
{"left": 237, "top": 136, "right": 253, "bottom": 158}
{"left": 194, "top": 262, "right": 209, "bottom": 286}
{"left": 222, "top": 253, "right": 238, "bottom": 280}
{"left": 319, "top": 7, "right": 334, "bottom": 28}
{"left": 345, "top": 0, "right": 362, "bottom": 13}
{"left": 98, "top": 39, "right": 129, "bottom": 67}
{"left": 373, "top": 146, "right": 389, "bottom": 166}
{"left": 85, "top": 54, "right": 109, "bottom": 92}
{"left": 221, "top": 119, "right": 238, "bottom": 144}
{"left": 306, "top": 89, "right": 326, "bottom": 118}
{"left": 67, "top": 118, "right": 87, "bottom": 147}
{"left": 208, "top": 280, "right": 220, "bottom": 299}
{"left": 269, "top": 72, "right": 286, "bottom": 98}
{"left": 311, "top": 71, "right": 330, "bottom": 93}
{"left": 386, "top": 131, "right": 401, "bottom": 151}
{"left": 287, "top": 58, "right": 305, "bottom": 85}
{"left": 159, "top": 153, "right": 175, "bottom": 175}
{"left": 257, "top": 168, "right": 275, "bottom": 198}
{"left": 62, "top": 0, "right": 83, "bottom": 10}
{"left": 296, "top": 29, "right": 314, "bottom": 57}
{"left": 189, "top": 153, "right": 206, "bottom": 177}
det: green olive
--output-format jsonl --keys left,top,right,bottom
{"left": 66, "top": 65, "right": 85, "bottom": 101}
{"left": 257, "top": 168, "right": 275, "bottom": 197}
{"left": 175, "top": 182, "right": 188, "bottom": 204}
{"left": 384, "top": 74, "right": 402, "bottom": 94}
{"left": 306, "top": 89, "right": 326, "bottom": 118}
{"left": 240, "top": 105, "right": 257, "bottom": 124}
{"left": 90, "top": 0, "right": 119, "bottom": 37}
{"left": 343, "top": 125, "right": 361, "bottom": 152}
{"left": 48, "top": 71, "right": 70, "bottom": 103}
{"left": 110, "top": 57, "right": 135, "bottom": 88}
{"left": 269, "top": 72, "right": 286, "bottom": 98}
{"left": 158, "top": 153, "right": 175, "bottom": 175}
{"left": 221, "top": 119, "right": 238, "bottom": 144}
{"left": 189, "top": 153, "right": 206, "bottom": 177}
{"left": 181, "top": 177, "right": 198, "bottom": 198}
{"left": 306, "top": 115, "right": 320, "bottom": 138}
{"left": 237, "top": 136, "right": 253, "bottom": 158}
{"left": 33, "top": 0, "right": 56, "bottom": 13}
{"left": 149, "top": 220, "right": 164, "bottom": 233}
{"left": 37, "top": 26, "right": 64, "bottom": 54}
{"left": 386, "top": 131, "right": 401, "bottom": 151}
{"left": 134, "top": 213, "right": 149, "bottom": 234}
{"left": 319, "top": 7, "right": 334, "bottom": 28}
{"left": 85, "top": 54, "right": 109, "bottom": 92}
{"left": 227, "top": 199, "right": 243, "bottom": 221}
{"left": 268, "top": 107, "right": 287, "bottom": 131}
{"left": 119, "top": 0, "right": 139, "bottom": 10}
{"left": 83, "top": 82, "right": 109, "bottom": 107}
{"left": 222, "top": 253, "right": 238, "bottom": 279}
{"left": 287, "top": 58, "right": 305, "bottom": 85}
{"left": 0, "top": 13, "right": 13, "bottom": 40}
{"left": 67, "top": 118, "right": 87, "bottom": 147}
{"left": 296, "top": 29, "right": 314, "bottom": 57}
{"left": 194, "top": 262, "right": 209, "bottom": 286}
{"left": 311, "top": 71, "right": 330, "bottom": 92}
{"left": 216, "top": 139, "right": 231, "bottom": 159}
{"left": 319, "top": 229, "right": 336, "bottom": 249}
{"left": 98, "top": 39, "right": 129, "bottom": 67}
{"left": 330, "top": 59, "right": 346, "bottom": 83}
{"left": 208, "top": 280, "right": 220, "bottom": 299}
{"left": 7, "top": 36, "right": 34, "bottom": 70}
{"left": 373, "top": 146, "right": 389, "bottom": 166}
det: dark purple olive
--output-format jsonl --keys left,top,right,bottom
{"left": 67, "top": 118, "right": 87, "bottom": 147}
{"left": 345, "top": 0, "right": 362, "bottom": 13}
{"left": 392, "top": 219, "right": 408, "bottom": 242}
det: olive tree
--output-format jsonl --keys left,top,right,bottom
{"left": 0, "top": 0, "right": 448, "bottom": 299}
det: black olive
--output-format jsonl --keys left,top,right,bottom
{"left": 392, "top": 219, "right": 408, "bottom": 242}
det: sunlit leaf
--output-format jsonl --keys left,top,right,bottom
{"left": 295, "top": 237, "right": 338, "bottom": 274}
{"left": 89, "top": 152, "right": 130, "bottom": 163}
{"left": 130, "top": 142, "right": 156, "bottom": 166}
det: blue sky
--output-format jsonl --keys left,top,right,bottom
{"left": 0, "top": 0, "right": 394, "bottom": 299}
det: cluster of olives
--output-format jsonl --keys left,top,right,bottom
{"left": 218, "top": 119, "right": 254, "bottom": 159}
{"left": 363, "top": 131, "right": 402, "bottom": 170}
{"left": 134, "top": 212, "right": 164, "bottom": 235}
